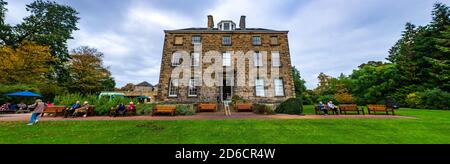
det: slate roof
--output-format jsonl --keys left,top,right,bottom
{"left": 165, "top": 28, "right": 288, "bottom": 33}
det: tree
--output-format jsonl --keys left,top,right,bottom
{"left": 66, "top": 46, "right": 115, "bottom": 94}
{"left": 0, "top": 0, "right": 14, "bottom": 46}
{"left": 0, "top": 0, "right": 79, "bottom": 83}
{"left": 292, "top": 66, "right": 306, "bottom": 98}
{"left": 349, "top": 63, "right": 399, "bottom": 104}
{"left": 387, "top": 23, "right": 421, "bottom": 86}
{"left": 0, "top": 0, "right": 6, "bottom": 25}
{"left": 0, "top": 41, "right": 53, "bottom": 84}
{"left": 100, "top": 76, "right": 116, "bottom": 92}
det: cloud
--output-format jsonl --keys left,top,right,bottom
{"left": 69, "top": 1, "right": 198, "bottom": 87}
{"left": 4, "top": 0, "right": 33, "bottom": 24}
{"left": 125, "top": 6, "right": 195, "bottom": 30}
{"left": 5, "top": 0, "right": 447, "bottom": 89}
{"left": 283, "top": 0, "right": 442, "bottom": 88}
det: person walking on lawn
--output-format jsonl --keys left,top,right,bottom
{"left": 27, "top": 99, "right": 47, "bottom": 126}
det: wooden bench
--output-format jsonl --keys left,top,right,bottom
{"left": 152, "top": 105, "right": 176, "bottom": 116}
{"left": 314, "top": 105, "right": 338, "bottom": 115}
{"left": 339, "top": 104, "right": 365, "bottom": 115}
{"left": 368, "top": 105, "right": 395, "bottom": 115}
{"left": 235, "top": 103, "right": 253, "bottom": 112}
{"left": 198, "top": 103, "right": 217, "bottom": 112}
{"left": 42, "top": 106, "right": 66, "bottom": 117}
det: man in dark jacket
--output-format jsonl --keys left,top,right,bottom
{"left": 385, "top": 96, "right": 399, "bottom": 109}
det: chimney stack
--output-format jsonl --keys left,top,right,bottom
{"left": 239, "top": 15, "right": 246, "bottom": 30}
{"left": 207, "top": 15, "right": 214, "bottom": 29}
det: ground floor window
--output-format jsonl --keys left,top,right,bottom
{"left": 168, "top": 79, "right": 179, "bottom": 97}
{"left": 188, "top": 78, "right": 199, "bottom": 96}
{"left": 255, "top": 79, "right": 265, "bottom": 97}
{"left": 274, "top": 79, "right": 284, "bottom": 96}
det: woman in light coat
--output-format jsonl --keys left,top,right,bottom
{"left": 27, "top": 99, "right": 47, "bottom": 125}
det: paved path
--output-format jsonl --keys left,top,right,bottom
{"left": 0, "top": 112, "right": 414, "bottom": 122}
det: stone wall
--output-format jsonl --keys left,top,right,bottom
{"left": 157, "top": 32, "right": 295, "bottom": 104}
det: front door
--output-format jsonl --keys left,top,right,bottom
{"left": 222, "top": 79, "right": 233, "bottom": 101}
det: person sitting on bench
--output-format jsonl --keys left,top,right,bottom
{"left": 65, "top": 101, "right": 81, "bottom": 117}
{"left": 0, "top": 102, "right": 11, "bottom": 112}
{"left": 318, "top": 101, "right": 328, "bottom": 115}
{"left": 15, "top": 101, "right": 29, "bottom": 113}
{"left": 127, "top": 102, "right": 136, "bottom": 113}
{"left": 327, "top": 101, "right": 339, "bottom": 114}
{"left": 116, "top": 103, "right": 127, "bottom": 116}
{"left": 73, "top": 101, "right": 89, "bottom": 117}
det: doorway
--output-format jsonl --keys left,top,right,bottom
{"left": 221, "top": 79, "right": 233, "bottom": 101}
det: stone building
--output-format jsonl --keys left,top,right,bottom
{"left": 121, "top": 81, "right": 158, "bottom": 103}
{"left": 157, "top": 15, "right": 295, "bottom": 104}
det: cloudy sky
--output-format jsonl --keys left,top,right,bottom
{"left": 4, "top": 0, "right": 447, "bottom": 89}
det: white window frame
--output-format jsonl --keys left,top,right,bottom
{"left": 223, "top": 36, "right": 231, "bottom": 45}
{"left": 172, "top": 53, "right": 181, "bottom": 66}
{"left": 255, "top": 79, "right": 265, "bottom": 97}
{"left": 223, "top": 52, "right": 231, "bottom": 67}
{"left": 272, "top": 52, "right": 281, "bottom": 67}
{"left": 224, "top": 23, "right": 231, "bottom": 31}
{"left": 192, "top": 36, "right": 201, "bottom": 44}
{"left": 253, "top": 36, "right": 261, "bottom": 45}
{"left": 188, "top": 78, "right": 199, "bottom": 97}
{"left": 274, "top": 79, "right": 284, "bottom": 96}
{"left": 168, "top": 79, "right": 179, "bottom": 97}
{"left": 191, "top": 53, "right": 200, "bottom": 67}
{"left": 254, "top": 52, "right": 263, "bottom": 67}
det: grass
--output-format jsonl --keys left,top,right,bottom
{"left": 1, "top": 106, "right": 450, "bottom": 144}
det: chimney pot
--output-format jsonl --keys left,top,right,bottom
{"left": 239, "top": 15, "right": 246, "bottom": 30}
{"left": 207, "top": 15, "right": 214, "bottom": 29}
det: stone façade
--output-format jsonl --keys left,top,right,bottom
{"left": 157, "top": 16, "right": 295, "bottom": 104}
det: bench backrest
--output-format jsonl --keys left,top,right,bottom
{"left": 155, "top": 105, "right": 176, "bottom": 111}
{"left": 199, "top": 104, "right": 216, "bottom": 108}
{"left": 44, "top": 106, "right": 66, "bottom": 112}
{"left": 339, "top": 104, "right": 358, "bottom": 111}
{"left": 236, "top": 103, "right": 252, "bottom": 109}
{"left": 315, "top": 105, "right": 332, "bottom": 111}
{"left": 368, "top": 105, "right": 387, "bottom": 111}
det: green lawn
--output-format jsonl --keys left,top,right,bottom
{"left": 1, "top": 106, "right": 450, "bottom": 144}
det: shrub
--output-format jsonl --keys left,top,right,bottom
{"left": 252, "top": 104, "right": 276, "bottom": 115}
{"left": 53, "top": 93, "right": 138, "bottom": 115}
{"left": 275, "top": 98, "right": 303, "bottom": 115}
{"left": 405, "top": 89, "right": 450, "bottom": 110}
{"left": 136, "top": 103, "right": 156, "bottom": 115}
{"left": 231, "top": 95, "right": 247, "bottom": 106}
{"left": 418, "top": 89, "right": 450, "bottom": 110}
{"left": 176, "top": 104, "right": 195, "bottom": 116}
{"left": 406, "top": 93, "right": 422, "bottom": 108}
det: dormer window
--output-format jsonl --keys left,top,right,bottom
{"left": 218, "top": 21, "right": 236, "bottom": 31}
{"left": 224, "top": 23, "right": 230, "bottom": 30}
